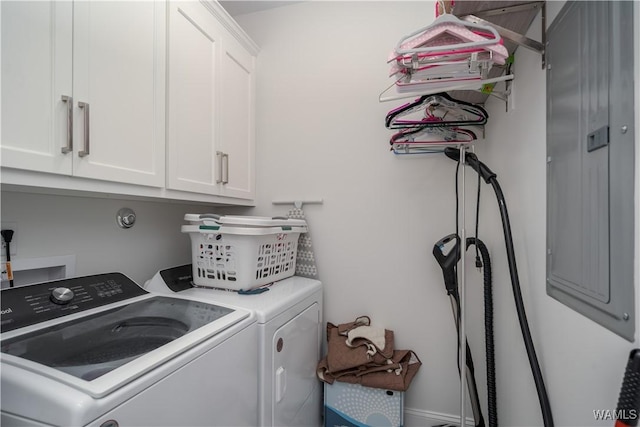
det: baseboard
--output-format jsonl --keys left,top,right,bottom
{"left": 404, "top": 407, "right": 475, "bottom": 427}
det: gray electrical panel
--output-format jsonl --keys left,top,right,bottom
{"left": 546, "top": 1, "right": 635, "bottom": 341}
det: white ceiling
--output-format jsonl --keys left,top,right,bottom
{"left": 219, "top": 1, "right": 303, "bottom": 17}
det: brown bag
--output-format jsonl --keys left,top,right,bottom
{"left": 317, "top": 317, "right": 422, "bottom": 392}
{"left": 326, "top": 319, "right": 394, "bottom": 372}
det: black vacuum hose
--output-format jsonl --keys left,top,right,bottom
{"left": 488, "top": 177, "right": 554, "bottom": 427}
{"left": 445, "top": 147, "right": 554, "bottom": 427}
{"left": 467, "top": 237, "right": 497, "bottom": 427}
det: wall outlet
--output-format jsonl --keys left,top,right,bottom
{"left": 1, "top": 222, "right": 18, "bottom": 258}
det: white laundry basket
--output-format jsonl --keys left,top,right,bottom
{"left": 182, "top": 214, "right": 307, "bottom": 290}
{"left": 185, "top": 213, "right": 306, "bottom": 228}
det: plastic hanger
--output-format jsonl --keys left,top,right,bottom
{"left": 390, "top": 126, "right": 477, "bottom": 146}
{"left": 391, "top": 146, "right": 447, "bottom": 155}
{"left": 386, "top": 93, "right": 488, "bottom": 129}
{"left": 378, "top": 73, "right": 514, "bottom": 103}
{"left": 392, "top": 13, "right": 503, "bottom": 57}
{"left": 389, "top": 49, "right": 501, "bottom": 78}
{"left": 385, "top": 8, "right": 509, "bottom": 99}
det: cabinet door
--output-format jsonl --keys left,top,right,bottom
{"left": 72, "top": 1, "right": 165, "bottom": 187}
{"left": 166, "top": 1, "right": 222, "bottom": 195}
{"left": 219, "top": 34, "right": 256, "bottom": 200}
{"left": 1, "top": 1, "right": 73, "bottom": 175}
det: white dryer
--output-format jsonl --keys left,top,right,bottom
{"left": 146, "top": 265, "right": 323, "bottom": 427}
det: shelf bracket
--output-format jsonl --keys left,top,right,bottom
{"left": 459, "top": 1, "right": 547, "bottom": 69}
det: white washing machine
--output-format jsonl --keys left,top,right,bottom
{"left": 0, "top": 272, "right": 259, "bottom": 427}
{"left": 145, "top": 264, "right": 323, "bottom": 427}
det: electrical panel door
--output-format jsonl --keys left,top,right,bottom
{"left": 546, "top": 1, "right": 635, "bottom": 341}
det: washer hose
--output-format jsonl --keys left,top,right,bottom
{"left": 445, "top": 147, "right": 554, "bottom": 427}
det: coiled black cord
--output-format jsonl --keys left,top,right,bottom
{"left": 454, "top": 160, "right": 495, "bottom": 427}
{"left": 467, "top": 237, "right": 497, "bottom": 427}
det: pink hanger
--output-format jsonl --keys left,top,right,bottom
{"left": 390, "top": 22, "right": 508, "bottom": 65}
{"left": 390, "top": 126, "right": 477, "bottom": 145}
{"left": 394, "top": 14, "right": 503, "bottom": 56}
{"left": 389, "top": 50, "right": 499, "bottom": 78}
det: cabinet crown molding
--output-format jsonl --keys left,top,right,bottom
{"left": 201, "top": 0, "right": 260, "bottom": 55}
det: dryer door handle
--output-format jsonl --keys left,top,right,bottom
{"left": 275, "top": 366, "right": 287, "bottom": 403}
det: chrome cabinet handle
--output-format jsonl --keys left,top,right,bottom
{"left": 61, "top": 95, "right": 73, "bottom": 154}
{"left": 78, "top": 101, "right": 90, "bottom": 157}
{"left": 222, "top": 153, "right": 229, "bottom": 184}
{"left": 216, "top": 151, "right": 223, "bottom": 184}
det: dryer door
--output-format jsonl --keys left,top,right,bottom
{"left": 272, "top": 303, "right": 321, "bottom": 427}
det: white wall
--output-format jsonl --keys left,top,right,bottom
{"left": 236, "top": 1, "right": 493, "bottom": 423}
{"left": 236, "top": 1, "right": 640, "bottom": 426}
{"left": 236, "top": 1, "right": 472, "bottom": 422}
{"left": 0, "top": 191, "right": 250, "bottom": 285}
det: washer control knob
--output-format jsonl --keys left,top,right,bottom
{"left": 50, "top": 287, "right": 75, "bottom": 305}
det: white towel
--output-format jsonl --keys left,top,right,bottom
{"left": 345, "top": 325, "right": 388, "bottom": 354}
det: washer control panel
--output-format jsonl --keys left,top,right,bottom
{"left": 159, "top": 264, "right": 194, "bottom": 292}
{"left": 0, "top": 273, "right": 147, "bottom": 333}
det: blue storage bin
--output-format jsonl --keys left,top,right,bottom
{"left": 324, "top": 382, "right": 404, "bottom": 427}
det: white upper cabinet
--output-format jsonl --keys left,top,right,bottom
{"left": 1, "top": 0, "right": 257, "bottom": 204}
{"left": 167, "top": 1, "right": 221, "bottom": 194}
{"left": 1, "top": 1, "right": 73, "bottom": 175}
{"left": 2, "top": 0, "right": 166, "bottom": 188}
{"left": 218, "top": 31, "right": 255, "bottom": 199}
{"left": 71, "top": 1, "right": 166, "bottom": 187}
{"left": 167, "top": 1, "right": 257, "bottom": 200}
